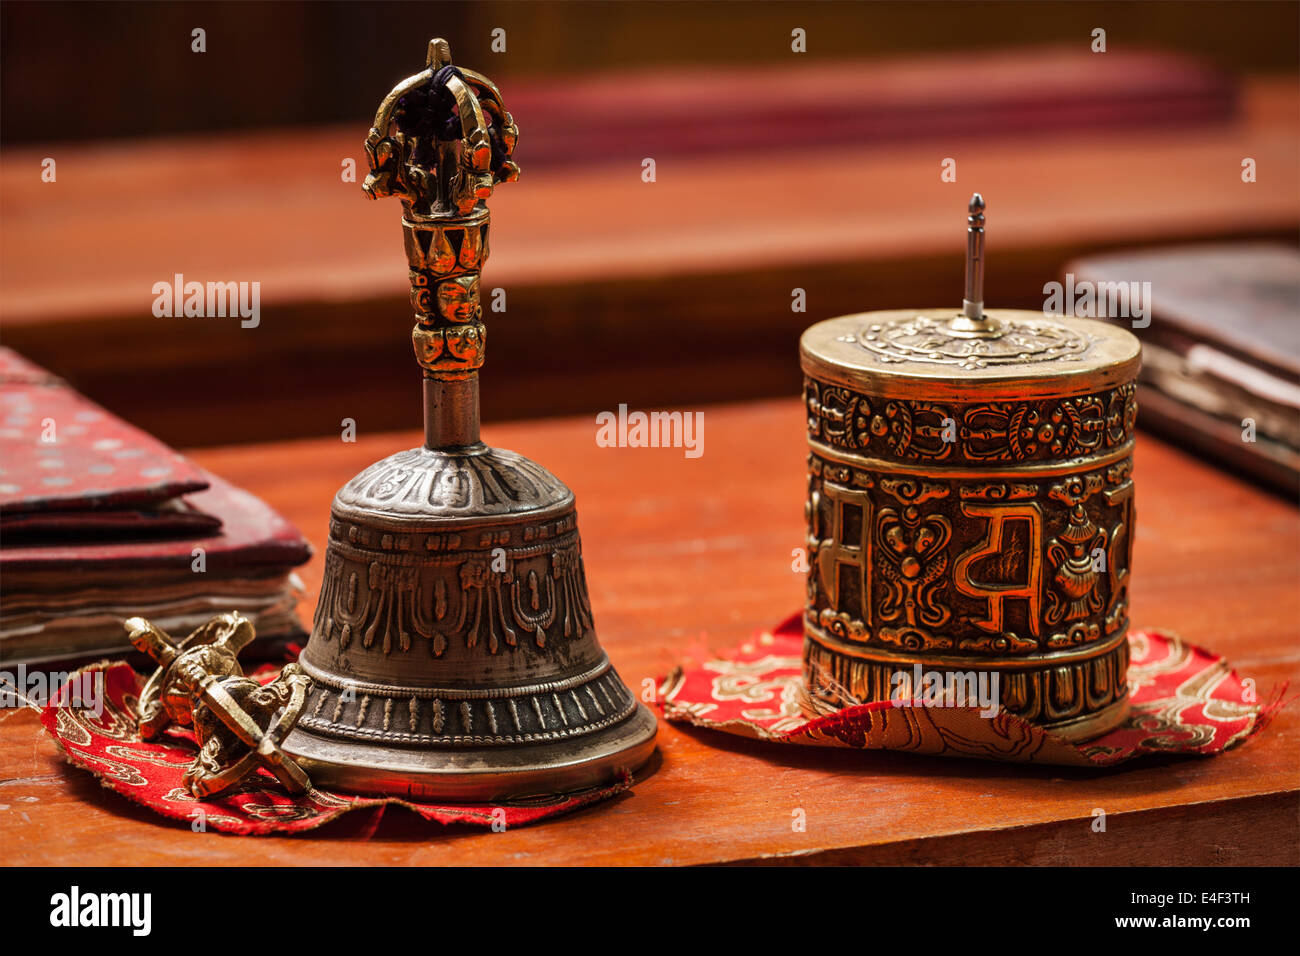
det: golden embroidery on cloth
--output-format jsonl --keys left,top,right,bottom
{"left": 704, "top": 656, "right": 804, "bottom": 731}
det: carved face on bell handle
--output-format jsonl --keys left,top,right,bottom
{"left": 412, "top": 323, "right": 485, "bottom": 372}
{"left": 436, "top": 275, "right": 481, "bottom": 324}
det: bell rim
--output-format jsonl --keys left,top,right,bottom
{"left": 283, "top": 702, "right": 657, "bottom": 803}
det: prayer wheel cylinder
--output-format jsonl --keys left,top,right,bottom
{"left": 800, "top": 305, "right": 1140, "bottom": 741}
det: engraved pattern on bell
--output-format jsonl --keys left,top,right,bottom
{"left": 338, "top": 446, "right": 572, "bottom": 517}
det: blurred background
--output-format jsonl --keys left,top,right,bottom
{"left": 2, "top": 1, "right": 1297, "bottom": 463}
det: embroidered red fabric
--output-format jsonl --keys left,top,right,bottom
{"left": 659, "top": 614, "right": 1284, "bottom": 766}
{"left": 41, "top": 661, "right": 630, "bottom": 835}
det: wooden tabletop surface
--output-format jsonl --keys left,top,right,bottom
{"left": 2, "top": 399, "right": 1297, "bottom": 865}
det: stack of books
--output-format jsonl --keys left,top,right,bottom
{"left": 0, "top": 348, "right": 311, "bottom": 669}
{"left": 1066, "top": 243, "right": 1300, "bottom": 495}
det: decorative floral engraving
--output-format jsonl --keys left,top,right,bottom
{"left": 840, "top": 313, "right": 1091, "bottom": 370}
{"left": 805, "top": 455, "right": 1134, "bottom": 660}
{"left": 314, "top": 525, "right": 594, "bottom": 659}
{"left": 805, "top": 379, "right": 1137, "bottom": 465}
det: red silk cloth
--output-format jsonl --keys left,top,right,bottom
{"left": 659, "top": 614, "right": 1283, "bottom": 766}
{"left": 41, "top": 661, "right": 628, "bottom": 835}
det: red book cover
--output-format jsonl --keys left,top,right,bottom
{"left": 1, "top": 469, "right": 311, "bottom": 578}
{"left": 0, "top": 498, "right": 223, "bottom": 537}
{"left": 0, "top": 347, "right": 210, "bottom": 514}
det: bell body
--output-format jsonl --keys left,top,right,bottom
{"left": 801, "top": 308, "right": 1141, "bottom": 741}
{"left": 283, "top": 443, "right": 656, "bottom": 801}
{"left": 298, "top": 39, "right": 657, "bottom": 801}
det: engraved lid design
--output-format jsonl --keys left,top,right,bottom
{"left": 846, "top": 312, "right": 1093, "bottom": 370}
{"left": 803, "top": 307, "right": 1140, "bottom": 400}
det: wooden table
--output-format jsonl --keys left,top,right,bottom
{"left": 2, "top": 399, "right": 1297, "bottom": 865}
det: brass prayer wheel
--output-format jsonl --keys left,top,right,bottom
{"left": 800, "top": 196, "right": 1140, "bottom": 741}
{"left": 282, "top": 39, "right": 656, "bottom": 800}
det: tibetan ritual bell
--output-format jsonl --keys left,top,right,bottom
{"left": 800, "top": 195, "right": 1140, "bottom": 741}
{"left": 282, "top": 39, "right": 656, "bottom": 800}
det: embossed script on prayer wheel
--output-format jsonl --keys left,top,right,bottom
{"left": 800, "top": 196, "right": 1140, "bottom": 741}
{"left": 282, "top": 39, "right": 656, "bottom": 800}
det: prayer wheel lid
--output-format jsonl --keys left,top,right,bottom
{"left": 801, "top": 307, "right": 1141, "bottom": 402}
{"left": 801, "top": 194, "right": 1140, "bottom": 401}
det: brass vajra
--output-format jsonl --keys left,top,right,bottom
{"left": 126, "top": 613, "right": 311, "bottom": 799}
